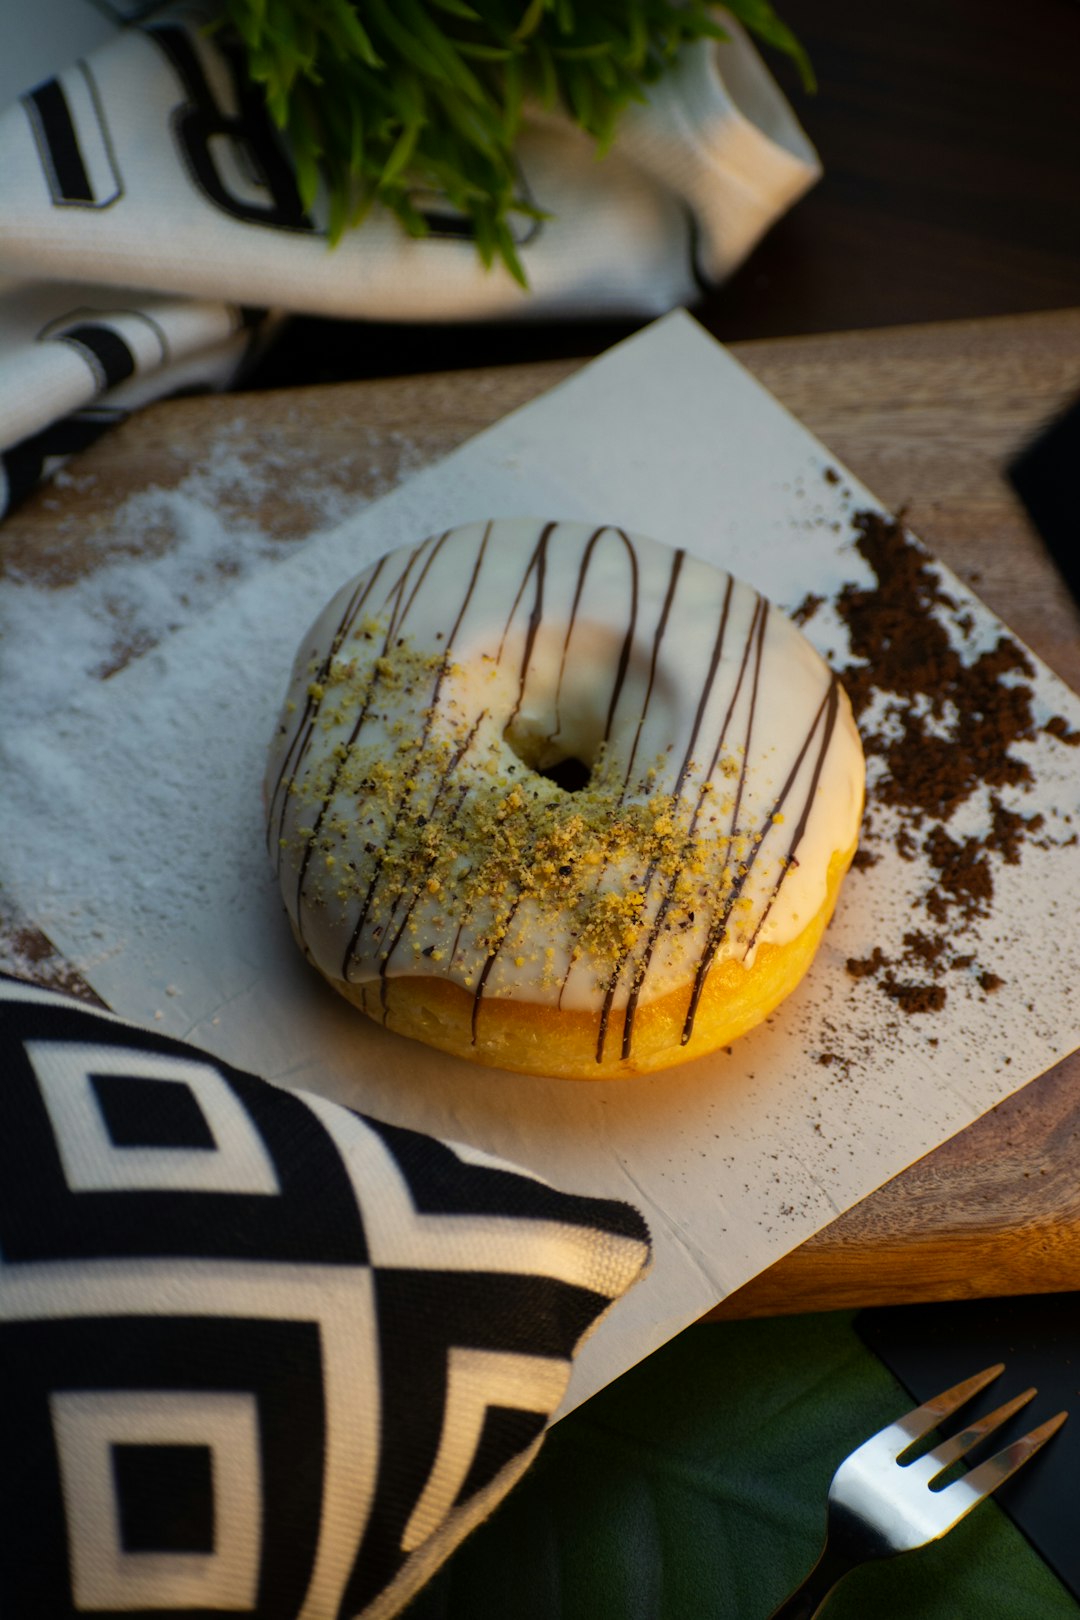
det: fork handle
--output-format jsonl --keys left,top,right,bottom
{"left": 767, "top": 1544, "right": 856, "bottom": 1619}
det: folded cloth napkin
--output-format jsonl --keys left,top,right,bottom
{"left": 0, "top": 975, "right": 651, "bottom": 1619}
{"left": 0, "top": 0, "right": 820, "bottom": 515}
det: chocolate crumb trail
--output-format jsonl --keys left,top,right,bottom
{"left": 1046, "top": 715, "right": 1080, "bottom": 745}
{"left": 902, "top": 929, "right": 946, "bottom": 969}
{"left": 837, "top": 512, "right": 1036, "bottom": 822}
{"left": 990, "top": 797, "right": 1044, "bottom": 865}
{"left": 846, "top": 947, "right": 887, "bottom": 979}
{"left": 923, "top": 826, "right": 993, "bottom": 925}
{"left": 791, "top": 592, "right": 823, "bottom": 627}
{"left": 834, "top": 508, "right": 1064, "bottom": 1012}
{"left": 881, "top": 975, "right": 948, "bottom": 1015}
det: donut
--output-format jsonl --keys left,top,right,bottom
{"left": 265, "top": 519, "right": 865, "bottom": 1079}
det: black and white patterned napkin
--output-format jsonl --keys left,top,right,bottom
{"left": 0, "top": 977, "right": 651, "bottom": 1618}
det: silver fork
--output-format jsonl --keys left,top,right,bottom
{"left": 769, "top": 1362, "right": 1067, "bottom": 1619}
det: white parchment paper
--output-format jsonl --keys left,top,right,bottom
{"left": 4, "top": 310, "right": 1080, "bottom": 1413}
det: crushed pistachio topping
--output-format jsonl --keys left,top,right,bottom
{"left": 282, "top": 628, "right": 773, "bottom": 992}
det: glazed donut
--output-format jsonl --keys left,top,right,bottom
{"left": 266, "top": 519, "right": 864, "bottom": 1079}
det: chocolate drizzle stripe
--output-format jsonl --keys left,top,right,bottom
{"left": 497, "top": 520, "right": 548, "bottom": 661}
{"left": 364, "top": 709, "right": 487, "bottom": 993}
{"left": 460, "top": 525, "right": 614, "bottom": 1038}
{"left": 603, "top": 531, "right": 639, "bottom": 742}
{"left": 266, "top": 555, "right": 387, "bottom": 861}
{"left": 617, "top": 594, "right": 766, "bottom": 1061}
{"left": 426, "top": 521, "right": 492, "bottom": 717}
{"left": 340, "top": 528, "right": 494, "bottom": 980}
{"left": 551, "top": 526, "right": 639, "bottom": 748}
{"left": 552, "top": 537, "right": 667, "bottom": 1011}
{"left": 619, "top": 547, "right": 685, "bottom": 800}
{"left": 471, "top": 896, "right": 523, "bottom": 1043}
{"left": 291, "top": 541, "right": 437, "bottom": 941}
{"left": 554, "top": 526, "right": 604, "bottom": 741}
{"left": 743, "top": 676, "right": 842, "bottom": 956}
{"left": 377, "top": 779, "right": 473, "bottom": 1007}
{"left": 595, "top": 576, "right": 738, "bottom": 1062}
{"left": 394, "top": 528, "right": 452, "bottom": 640}
{"left": 671, "top": 574, "right": 738, "bottom": 802}
{"left": 447, "top": 913, "right": 470, "bottom": 978}
{"left": 710, "top": 596, "right": 768, "bottom": 891}
{"left": 291, "top": 536, "right": 432, "bottom": 807}
{"left": 677, "top": 606, "right": 772, "bottom": 1042}
{"left": 680, "top": 671, "right": 840, "bottom": 1045}
{"left": 501, "top": 520, "right": 556, "bottom": 734}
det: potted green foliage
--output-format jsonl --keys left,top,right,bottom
{"left": 217, "top": 0, "right": 811, "bottom": 283}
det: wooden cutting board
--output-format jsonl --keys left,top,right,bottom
{"left": 4, "top": 307, "right": 1080, "bottom": 1319}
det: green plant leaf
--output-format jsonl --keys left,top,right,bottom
{"left": 511, "top": 0, "right": 549, "bottom": 46}
{"left": 721, "top": 0, "right": 815, "bottom": 89}
{"left": 402, "top": 1315, "right": 1078, "bottom": 1620}
{"left": 428, "top": 0, "right": 483, "bottom": 19}
{"left": 217, "top": 0, "right": 817, "bottom": 284}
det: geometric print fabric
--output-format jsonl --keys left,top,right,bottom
{"left": 0, "top": 978, "right": 651, "bottom": 1618}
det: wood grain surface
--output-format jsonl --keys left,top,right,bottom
{"left": 4, "top": 307, "right": 1080, "bottom": 1318}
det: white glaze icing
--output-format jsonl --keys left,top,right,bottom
{"left": 266, "top": 519, "right": 864, "bottom": 1057}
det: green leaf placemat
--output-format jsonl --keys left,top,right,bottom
{"left": 405, "top": 1312, "right": 1077, "bottom": 1619}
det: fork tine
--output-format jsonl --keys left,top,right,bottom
{"left": 893, "top": 1362, "right": 1005, "bottom": 1448}
{"left": 772, "top": 1380, "right": 1067, "bottom": 1614}
{"left": 924, "top": 1386, "right": 1037, "bottom": 1474}
{"left": 950, "top": 1410, "right": 1069, "bottom": 1505}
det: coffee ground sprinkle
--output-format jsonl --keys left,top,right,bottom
{"left": 815, "top": 508, "right": 1073, "bottom": 1011}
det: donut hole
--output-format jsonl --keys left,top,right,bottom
{"left": 537, "top": 754, "right": 592, "bottom": 794}
{"left": 503, "top": 721, "right": 599, "bottom": 795}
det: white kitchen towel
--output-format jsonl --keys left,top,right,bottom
{"left": 0, "top": 1, "right": 820, "bottom": 514}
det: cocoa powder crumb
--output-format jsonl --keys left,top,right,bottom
{"left": 833, "top": 508, "right": 1065, "bottom": 1014}
{"left": 1045, "top": 715, "right": 1080, "bottom": 746}
{"left": 791, "top": 592, "right": 823, "bottom": 627}
{"left": 837, "top": 513, "right": 1036, "bottom": 822}
{"left": 902, "top": 929, "right": 946, "bottom": 969}
{"left": 922, "top": 826, "right": 993, "bottom": 925}
{"left": 896, "top": 826, "right": 919, "bottom": 861}
{"left": 989, "top": 796, "right": 1044, "bottom": 865}
{"left": 846, "top": 947, "right": 887, "bottom": 979}
{"left": 881, "top": 975, "right": 948, "bottom": 1014}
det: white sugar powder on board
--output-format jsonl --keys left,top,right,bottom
{"left": 0, "top": 421, "right": 423, "bottom": 979}
{"left": 0, "top": 417, "right": 426, "bottom": 712}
